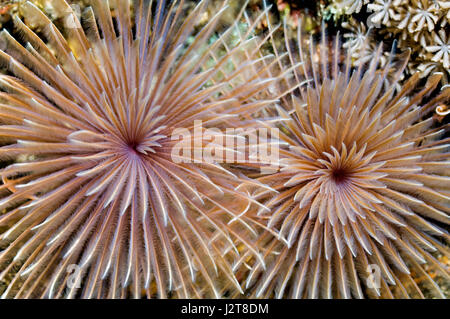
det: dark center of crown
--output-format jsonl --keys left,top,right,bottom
{"left": 128, "top": 141, "right": 139, "bottom": 152}
{"left": 331, "top": 167, "right": 349, "bottom": 184}
{"left": 125, "top": 139, "right": 144, "bottom": 156}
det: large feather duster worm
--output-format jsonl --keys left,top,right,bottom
{"left": 240, "top": 20, "right": 450, "bottom": 298}
{"left": 0, "top": 0, "right": 280, "bottom": 298}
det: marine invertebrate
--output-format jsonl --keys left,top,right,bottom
{"left": 342, "top": 20, "right": 369, "bottom": 55}
{"left": 242, "top": 22, "right": 450, "bottom": 298}
{"left": 0, "top": 0, "right": 275, "bottom": 298}
{"left": 335, "top": 0, "right": 369, "bottom": 15}
{"left": 408, "top": 0, "right": 439, "bottom": 33}
{"left": 341, "top": 20, "right": 385, "bottom": 68}
{"left": 425, "top": 30, "right": 450, "bottom": 69}
{"left": 367, "top": 0, "right": 402, "bottom": 26}
{"left": 367, "top": 0, "right": 449, "bottom": 84}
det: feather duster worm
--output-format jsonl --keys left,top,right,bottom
{"left": 0, "top": 0, "right": 278, "bottom": 298}
{"left": 241, "top": 21, "right": 450, "bottom": 298}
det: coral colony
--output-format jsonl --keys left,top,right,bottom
{"left": 0, "top": 0, "right": 448, "bottom": 298}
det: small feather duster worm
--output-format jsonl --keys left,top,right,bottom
{"left": 243, "top": 22, "right": 450, "bottom": 298}
{"left": 0, "top": 0, "right": 276, "bottom": 298}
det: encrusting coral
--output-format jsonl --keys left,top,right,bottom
{"left": 323, "top": 0, "right": 450, "bottom": 85}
